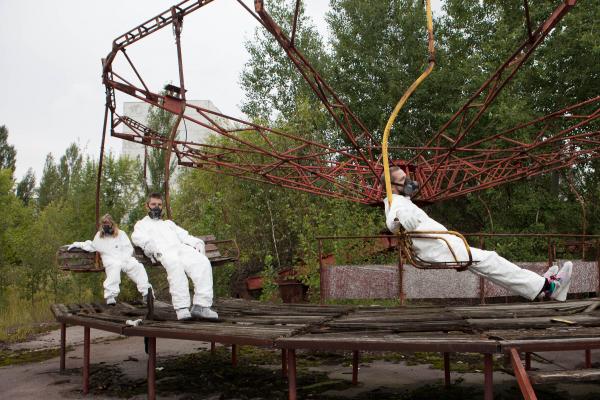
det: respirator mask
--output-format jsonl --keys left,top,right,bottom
{"left": 148, "top": 207, "right": 162, "bottom": 220}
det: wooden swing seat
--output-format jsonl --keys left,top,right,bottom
{"left": 57, "top": 235, "right": 239, "bottom": 272}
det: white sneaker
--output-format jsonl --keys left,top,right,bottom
{"left": 550, "top": 261, "right": 573, "bottom": 302}
{"left": 176, "top": 308, "right": 192, "bottom": 320}
{"left": 544, "top": 264, "right": 559, "bottom": 279}
{"left": 106, "top": 297, "right": 117, "bottom": 306}
{"left": 538, "top": 264, "right": 560, "bottom": 299}
{"left": 190, "top": 305, "right": 219, "bottom": 320}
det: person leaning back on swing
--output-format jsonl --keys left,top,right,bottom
{"left": 132, "top": 192, "right": 218, "bottom": 321}
{"left": 68, "top": 214, "right": 152, "bottom": 306}
{"left": 382, "top": 166, "right": 573, "bottom": 301}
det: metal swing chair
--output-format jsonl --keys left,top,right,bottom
{"left": 381, "top": 0, "right": 478, "bottom": 272}
{"left": 395, "top": 225, "right": 477, "bottom": 271}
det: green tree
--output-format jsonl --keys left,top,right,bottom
{"left": 16, "top": 168, "right": 36, "bottom": 206}
{"left": 240, "top": 0, "right": 328, "bottom": 123}
{"left": 0, "top": 125, "right": 16, "bottom": 171}
{"left": 146, "top": 101, "right": 177, "bottom": 195}
{"left": 37, "top": 154, "right": 62, "bottom": 209}
{"left": 58, "top": 143, "right": 83, "bottom": 195}
{"left": 0, "top": 169, "right": 34, "bottom": 303}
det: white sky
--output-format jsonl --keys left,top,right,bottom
{"left": 0, "top": 0, "right": 442, "bottom": 181}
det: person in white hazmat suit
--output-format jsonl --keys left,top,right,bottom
{"left": 132, "top": 192, "right": 218, "bottom": 321}
{"left": 68, "top": 214, "right": 152, "bottom": 305}
{"left": 383, "top": 167, "right": 573, "bottom": 301}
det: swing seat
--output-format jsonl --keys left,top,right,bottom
{"left": 397, "top": 230, "right": 478, "bottom": 271}
{"left": 57, "top": 235, "right": 240, "bottom": 272}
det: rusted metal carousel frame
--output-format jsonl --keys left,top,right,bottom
{"left": 254, "top": 0, "right": 378, "bottom": 174}
{"left": 410, "top": 0, "right": 579, "bottom": 195}
{"left": 506, "top": 339, "right": 600, "bottom": 400}
{"left": 250, "top": 0, "right": 597, "bottom": 202}
{"left": 53, "top": 309, "right": 498, "bottom": 400}
{"left": 420, "top": 98, "right": 600, "bottom": 201}
{"left": 56, "top": 319, "right": 275, "bottom": 400}
{"left": 54, "top": 298, "right": 600, "bottom": 400}
{"left": 100, "top": 0, "right": 598, "bottom": 205}
{"left": 104, "top": 92, "right": 379, "bottom": 202}
{"left": 102, "top": 0, "right": 381, "bottom": 204}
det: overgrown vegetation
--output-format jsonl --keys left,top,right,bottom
{"left": 1, "top": 0, "right": 599, "bottom": 341}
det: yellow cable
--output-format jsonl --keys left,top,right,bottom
{"left": 383, "top": 0, "right": 435, "bottom": 206}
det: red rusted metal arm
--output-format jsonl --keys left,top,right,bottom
{"left": 411, "top": 0, "right": 578, "bottom": 195}
{"left": 509, "top": 348, "right": 538, "bottom": 400}
{"left": 254, "top": 0, "right": 379, "bottom": 179}
{"left": 100, "top": 0, "right": 597, "bottom": 206}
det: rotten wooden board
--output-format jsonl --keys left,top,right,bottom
{"left": 529, "top": 369, "right": 600, "bottom": 384}
{"left": 51, "top": 298, "right": 600, "bottom": 353}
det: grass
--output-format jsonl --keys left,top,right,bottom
{"left": 0, "top": 346, "right": 73, "bottom": 367}
{"left": 0, "top": 285, "right": 96, "bottom": 344}
{"left": 0, "top": 289, "right": 56, "bottom": 343}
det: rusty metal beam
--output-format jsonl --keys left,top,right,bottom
{"left": 509, "top": 348, "right": 537, "bottom": 400}
{"left": 100, "top": 0, "right": 596, "bottom": 205}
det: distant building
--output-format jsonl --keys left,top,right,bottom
{"left": 121, "top": 100, "right": 226, "bottom": 161}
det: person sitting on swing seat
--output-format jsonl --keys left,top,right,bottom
{"left": 132, "top": 192, "right": 218, "bottom": 321}
{"left": 382, "top": 166, "right": 573, "bottom": 301}
{"left": 68, "top": 214, "right": 152, "bottom": 305}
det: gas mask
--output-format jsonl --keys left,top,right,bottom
{"left": 402, "top": 178, "right": 419, "bottom": 197}
{"left": 392, "top": 178, "right": 419, "bottom": 197}
{"left": 102, "top": 225, "right": 114, "bottom": 235}
{"left": 148, "top": 206, "right": 162, "bottom": 220}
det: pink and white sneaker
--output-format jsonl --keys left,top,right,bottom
{"left": 537, "top": 264, "right": 560, "bottom": 299}
{"left": 549, "top": 261, "right": 573, "bottom": 302}
{"left": 544, "top": 264, "right": 559, "bottom": 280}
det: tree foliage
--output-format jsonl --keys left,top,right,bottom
{"left": 16, "top": 168, "right": 35, "bottom": 206}
{"left": 1, "top": 0, "right": 599, "bottom": 326}
{"left": 0, "top": 125, "right": 16, "bottom": 171}
{"left": 146, "top": 101, "right": 177, "bottom": 195}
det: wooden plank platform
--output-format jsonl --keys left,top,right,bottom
{"left": 51, "top": 298, "right": 600, "bottom": 352}
{"left": 529, "top": 368, "right": 600, "bottom": 384}
{"left": 53, "top": 298, "right": 600, "bottom": 400}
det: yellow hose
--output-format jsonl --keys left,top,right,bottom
{"left": 382, "top": 0, "right": 435, "bottom": 206}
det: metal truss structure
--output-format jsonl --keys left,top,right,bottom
{"left": 98, "top": 0, "right": 599, "bottom": 216}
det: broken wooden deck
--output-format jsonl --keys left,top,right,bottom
{"left": 52, "top": 298, "right": 600, "bottom": 400}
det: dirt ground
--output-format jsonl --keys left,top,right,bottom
{"left": 2, "top": 326, "right": 600, "bottom": 399}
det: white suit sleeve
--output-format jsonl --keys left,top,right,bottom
{"left": 386, "top": 199, "right": 422, "bottom": 232}
{"left": 385, "top": 200, "right": 398, "bottom": 232}
{"left": 132, "top": 221, "right": 156, "bottom": 257}
{"left": 168, "top": 221, "right": 205, "bottom": 254}
{"left": 68, "top": 240, "right": 96, "bottom": 252}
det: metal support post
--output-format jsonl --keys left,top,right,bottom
{"left": 148, "top": 337, "right": 156, "bottom": 400}
{"left": 83, "top": 326, "right": 90, "bottom": 395}
{"left": 444, "top": 352, "right": 451, "bottom": 387}
{"left": 288, "top": 349, "right": 297, "bottom": 400}
{"left": 352, "top": 350, "right": 359, "bottom": 385}
{"left": 60, "top": 323, "right": 66, "bottom": 372}
{"left": 484, "top": 353, "right": 494, "bottom": 400}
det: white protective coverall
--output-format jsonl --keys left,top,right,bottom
{"left": 131, "top": 216, "right": 213, "bottom": 310}
{"left": 384, "top": 194, "right": 545, "bottom": 300}
{"left": 70, "top": 230, "right": 152, "bottom": 300}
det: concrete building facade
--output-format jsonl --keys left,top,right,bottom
{"left": 121, "top": 100, "right": 225, "bottom": 161}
